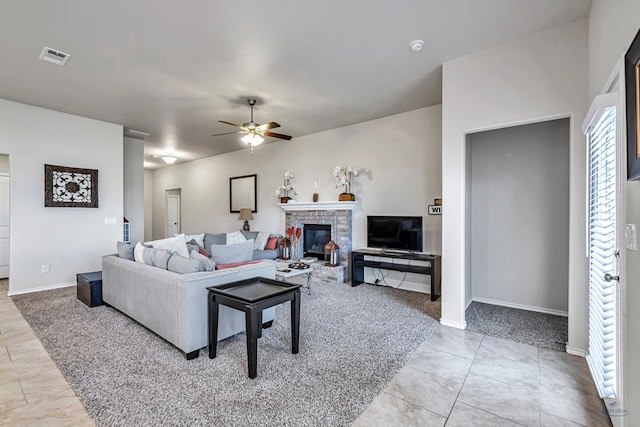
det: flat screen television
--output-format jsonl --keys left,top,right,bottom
{"left": 367, "top": 216, "right": 423, "bottom": 252}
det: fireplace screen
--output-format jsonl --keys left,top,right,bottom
{"left": 303, "top": 224, "right": 331, "bottom": 258}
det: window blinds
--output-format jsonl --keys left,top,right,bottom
{"left": 586, "top": 105, "right": 617, "bottom": 399}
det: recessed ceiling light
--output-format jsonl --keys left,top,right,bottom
{"left": 39, "top": 47, "right": 71, "bottom": 66}
{"left": 409, "top": 40, "right": 424, "bottom": 53}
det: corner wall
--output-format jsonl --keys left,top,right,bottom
{"left": 441, "top": 18, "right": 588, "bottom": 348}
{"left": 124, "top": 137, "right": 144, "bottom": 243}
{"left": 0, "top": 99, "right": 123, "bottom": 294}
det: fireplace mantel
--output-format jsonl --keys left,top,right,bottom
{"left": 278, "top": 201, "right": 357, "bottom": 211}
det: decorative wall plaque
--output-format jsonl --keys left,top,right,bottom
{"left": 44, "top": 164, "right": 98, "bottom": 208}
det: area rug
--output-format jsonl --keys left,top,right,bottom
{"left": 465, "top": 301, "right": 567, "bottom": 352}
{"left": 13, "top": 281, "right": 440, "bottom": 426}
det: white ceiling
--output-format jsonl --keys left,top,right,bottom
{"left": 0, "top": 0, "right": 591, "bottom": 168}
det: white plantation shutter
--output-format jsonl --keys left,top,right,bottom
{"left": 585, "top": 100, "right": 617, "bottom": 399}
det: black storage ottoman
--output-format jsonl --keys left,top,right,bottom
{"left": 77, "top": 271, "right": 103, "bottom": 307}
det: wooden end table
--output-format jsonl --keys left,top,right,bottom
{"left": 207, "top": 277, "right": 301, "bottom": 379}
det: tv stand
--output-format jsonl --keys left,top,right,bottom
{"left": 351, "top": 249, "right": 441, "bottom": 301}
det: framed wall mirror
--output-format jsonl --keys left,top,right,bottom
{"left": 230, "top": 174, "right": 257, "bottom": 213}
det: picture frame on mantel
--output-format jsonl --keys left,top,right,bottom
{"left": 44, "top": 164, "right": 98, "bottom": 208}
{"left": 625, "top": 27, "right": 640, "bottom": 181}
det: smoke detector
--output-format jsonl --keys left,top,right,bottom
{"left": 409, "top": 40, "right": 424, "bottom": 53}
{"left": 39, "top": 47, "right": 71, "bottom": 66}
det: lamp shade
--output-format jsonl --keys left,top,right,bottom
{"left": 238, "top": 208, "right": 254, "bottom": 220}
{"left": 241, "top": 133, "right": 264, "bottom": 146}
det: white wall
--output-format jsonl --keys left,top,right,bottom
{"left": 441, "top": 18, "right": 588, "bottom": 350}
{"left": 589, "top": 1, "right": 640, "bottom": 422}
{"left": 0, "top": 99, "right": 123, "bottom": 294}
{"left": 144, "top": 169, "right": 153, "bottom": 241}
{"left": 151, "top": 106, "right": 442, "bottom": 291}
{"left": 468, "top": 119, "right": 570, "bottom": 314}
{"left": 123, "top": 137, "right": 144, "bottom": 243}
{"left": 0, "top": 154, "right": 9, "bottom": 174}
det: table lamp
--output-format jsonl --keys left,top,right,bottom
{"left": 238, "top": 208, "right": 254, "bottom": 231}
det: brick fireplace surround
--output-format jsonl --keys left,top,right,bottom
{"left": 280, "top": 201, "right": 356, "bottom": 284}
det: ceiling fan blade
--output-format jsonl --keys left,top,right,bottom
{"left": 218, "top": 120, "right": 245, "bottom": 129}
{"left": 256, "top": 122, "right": 280, "bottom": 131}
{"left": 211, "top": 130, "right": 245, "bottom": 137}
{"left": 263, "top": 131, "right": 292, "bottom": 141}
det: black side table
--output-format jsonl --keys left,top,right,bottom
{"left": 76, "top": 271, "right": 103, "bottom": 307}
{"left": 207, "top": 277, "right": 301, "bottom": 379}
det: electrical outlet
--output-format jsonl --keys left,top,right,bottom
{"left": 41, "top": 264, "right": 49, "bottom": 273}
{"left": 314, "top": 180, "right": 320, "bottom": 188}
{"left": 625, "top": 224, "right": 637, "bottom": 251}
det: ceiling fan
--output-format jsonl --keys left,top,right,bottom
{"left": 212, "top": 99, "right": 292, "bottom": 153}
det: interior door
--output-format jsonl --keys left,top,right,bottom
{"left": 0, "top": 174, "right": 9, "bottom": 279}
{"left": 166, "top": 194, "right": 180, "bottom": 237}
{"left": 583, "top": 92, "right": 624, "bottom": 412}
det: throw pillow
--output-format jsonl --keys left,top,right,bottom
{"left": 146, "top": 234, "right": 189, "bottom": 258}
{"left": 211, "top": 239, "right": 254, "bottom": 265}
{"left": 134, "top": 242, "right": 146, "bottom": 263}
{"left": 215, "top": 260, "right": 262, "bottom": 270}
{"left": 141, "top": 246, "right": 173, "bottom": 269}
{"left": 117, "top": 241, "right": 135, "bottom": 260}
{"left": 184, "top": 233, "right": 205, "bottom": 248}
{"left": 265, "top": 237, "right": 278, "bottom": 250}
{"left": 190, "top": 250, "right": 216, "bottom": 271}
{"left": 203, "top": 233, "right": 226, "bottom": 256}
{"left": 254, "top": 231, "right": 270, "bottom": 251}
{"left": 226, "top": 230, "right": 246, "bottom": 245}
{"left": 167, "top": 253, "right": 200, "bottom": 274}
{"left": 198, "top": 247, "right": 210, "bottom": 258}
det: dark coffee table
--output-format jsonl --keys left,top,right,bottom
{"left": 207, "top": 277, "right": 301, "bottom": 379}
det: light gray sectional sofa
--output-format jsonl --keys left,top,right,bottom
{"left": 202, "top": 231, "right": 278, "bottom": 260}
{"left": 102, "top": 254, "right": 276, "bottom": 359}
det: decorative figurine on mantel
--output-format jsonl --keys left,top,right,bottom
{"left": 333, "top": 165, "right": 360, "bottom": 201}
{"left": 275, "top": 171, "right": 297, "bottom": 203}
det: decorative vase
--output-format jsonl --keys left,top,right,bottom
{"left": 313, "top": 193, "right": 319, "bottom": 202}
{"left": 338, "top": 193, "right": 355, "bottom": 201}
{"left": 280, "top": 196, "right": 291, "bottom": 203}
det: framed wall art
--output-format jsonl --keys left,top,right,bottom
{"left": 625, "top": 27, "right": 640, "bottom": 181}
{"left": 44, "top": 164, "right": 98, "bottom": 208}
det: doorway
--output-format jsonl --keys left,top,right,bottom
{"left": 464, "top": 118, "right": 570, "bottom": 348}
{"left": 165, "top": 189, "right": 181, "bottom": 238}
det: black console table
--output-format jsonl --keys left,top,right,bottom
{"left": 351, "top": 249, "right": 441, "bottom": 301}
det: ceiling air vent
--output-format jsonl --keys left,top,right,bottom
{"left": 124, "top": 129, "right": 151, "bottom": 140}
{"left": 39, "top": 47, "right": 71, "bottom": 66}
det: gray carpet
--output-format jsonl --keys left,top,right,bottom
{"left": 465, "top": 301, "right": 568, "bottom": 352}
{"left": 13, "top": 281, "right": 440, "bottom": 426}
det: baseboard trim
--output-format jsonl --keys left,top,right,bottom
{"left": 566, "top": 346, "right": 587, "bottom": 357}
{"left": 8, "top": 281, "right": 75, "bottom": 296}
{"left": 440, "top": 319, "right": 467, "bottom": 329}
{"left": 471, "top": 297, "right": 568, "bottom": 317}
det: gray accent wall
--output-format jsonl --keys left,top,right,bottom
{"left": 468, "top": 118, "right": 570, "bottom": 313}
{"left": 124, "top": 137, "right": 144, "bottom": 244}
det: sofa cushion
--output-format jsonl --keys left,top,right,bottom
{"left": 168, "top": 253, "right": 200, "bottom": 273}
{"left": 252, "top": 249, "right": 278, "bottom": 260}
{"left": 203, "top": 233, "right": 226, "bottom": 256}
{"left": 240, "top": 230, "right": 259, "bottom": 241}
{"left": 190, "top": 250, "right": 216, "bottom": 271}
{"left": 184, "top": 233, "right": 205, "bottom": 248}
{"left": 146, "top": 234, "right": 189, "bottom": 258}
{"left": 215, "top": 260, "right": 262, "bottom": 270}
{"left": 211, "top": 239, "right": 254, "bottom": 265}
{"left": 253, "top": 231, "right": 270, "bottom": 250}
{"left": 226, "top": 231, "right": 246, "bottom": 245}
{"left": 117, "top": 241, "right": 135, "bottom": 260}
{"left": 265, "top": 237, "right": 278, "bottom": 250}
{"left": 134, "top": 242, "right": 172, "bottom": 269}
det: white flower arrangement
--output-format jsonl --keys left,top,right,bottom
{"left": 333, "top": 165, "right": 360, "bottom": 194}
{"left": 275, "top": 171, "right": 297, "bottom": 199}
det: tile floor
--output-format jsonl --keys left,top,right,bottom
{"left": 0, "top": 279, "right": 93, "bottom": 426}
{"left": 0, "top": 278, "right": 612, "bottom": 426}
{"left": 354, "top": 325, "right": 613, "bottom": 427}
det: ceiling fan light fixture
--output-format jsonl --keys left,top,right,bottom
{"left": 241, "top": 133, "right": 264, "bottom": 146}
{"left": 162, "top": 155, "right": 177, "bottom": 164}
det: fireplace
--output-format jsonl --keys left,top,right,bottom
{"left": 303, "top": 224, "right": 331, "bottom": 258}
